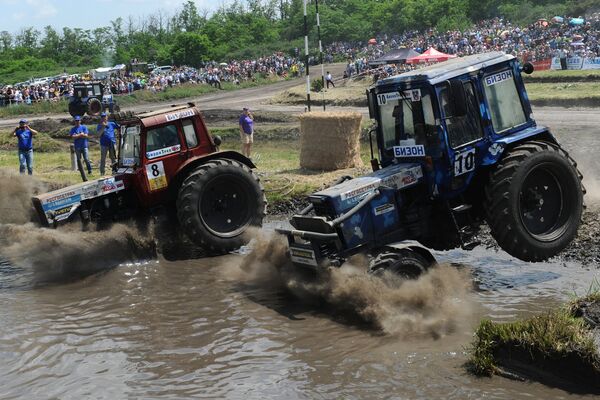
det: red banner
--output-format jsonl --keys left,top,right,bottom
{"left": 531, "top": 59, "right": 552, "bottom": 71}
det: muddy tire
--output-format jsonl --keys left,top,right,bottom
{"left": 368, "top": 248, "right": 432, "bottom": 280}
{"left": 176, "top": 159, "right": 266, "bottom": 254}
{"left": 485, "top": 140, "right": 583, "bottom": 262}
{"left": 87, "top": 98, "right": 102, "bottom": 116}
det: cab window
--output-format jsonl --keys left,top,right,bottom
{"left": 182, "top": 119, "right": 199, "bottom": 148}
{"left": 146, "top": 124, "right": 181, "bottom": 158}
{"left": 483, "top": 69, "right": 527, "bottom": 133}
{"left": 439, "top": 81, "right": 483, "bottom": 148}
{"left": 379, "top": 92, "right": 434, "bottom": 149}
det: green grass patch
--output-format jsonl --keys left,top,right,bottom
{"left": 468, "top": 311, "right": 598, "bottom": 376}
{"left": 0, "top": 101, "right": 69, "bottom": 119}
{"left": 525, "top": 69, "right": 600, "bottom": 83}
{"left": 526, "top": 82, "right": 600, "bottom": 101}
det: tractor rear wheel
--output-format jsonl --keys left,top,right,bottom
{"left": 485, "top": 140, "right": 583, "bottom": 261}
{"left": 87, "top": 98, "right": 102, "bottom": 116}
{"left": 368, "top": 248, "right": 433, "bottom": 280}
{"left": 176, "top": 159, "right": 266, "bottom": 254}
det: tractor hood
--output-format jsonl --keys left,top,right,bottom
{"left": 310, "top": 163, "right": 423, "bottom": 216}
{"left": 32, "top": 176, "right": 126, "bottom": 226}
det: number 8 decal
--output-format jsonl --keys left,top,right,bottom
{"left": 454, "top": 148, "right": 476, "bottom": 176}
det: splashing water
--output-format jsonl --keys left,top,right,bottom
{"left": 222, "top": 231, "right": 476, "bottom": 338}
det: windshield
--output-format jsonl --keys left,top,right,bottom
{"left": 378, "top": 90, "right": 435, "bottom": 149}
{"left": 120, "top": 125, "right": 141, "bottom": 167}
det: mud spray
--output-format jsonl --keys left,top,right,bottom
{"left": 0, "top": 172, "right": 156, "bottom": 285}
{"left": 222, "top": 230, "right": 476, "bottom": 339}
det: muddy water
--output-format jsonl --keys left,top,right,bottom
{"left": 1, "top": 231, "right": 599, "bottom": 399}
{"left": 1, "top": 119, "right": 600, "bottom": 399}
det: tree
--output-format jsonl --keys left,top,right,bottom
{"left": 170, "top": 31, "right": 211, "bottom": 67}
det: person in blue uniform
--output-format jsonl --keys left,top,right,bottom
{"left": 70, "top": 115, "right": 92, "bottom": 177}
{"left": 96, "top": 112, "right": 119, "bottom": 175}
{"left": 13, "top": 119, "right": 38, "bottom": 175}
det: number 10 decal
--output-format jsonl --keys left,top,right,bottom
{"left": 454, "top": 148, "right": 476, "bottom": 176}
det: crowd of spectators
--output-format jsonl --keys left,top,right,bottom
{"left": 3, "top": 15, "right": 600, "bottom": 107}
{"left": 0, "top": 52, "right": 302, "bottom": 107}
{"left": 327, "top": 15, "right": 600, "bottom": 74}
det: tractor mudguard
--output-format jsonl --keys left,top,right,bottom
{"left": 382, "top": 241, "right": 436, "bottom": 266}
{"left": 482, "top": 126, "right": 557, "bottom": 166}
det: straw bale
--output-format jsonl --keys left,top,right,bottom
{"left": 299, "top": 112, "right": 363, "bottom": 171}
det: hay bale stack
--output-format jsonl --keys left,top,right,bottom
{"left": 299, "top": 112, "right": 363, "bottom": 170}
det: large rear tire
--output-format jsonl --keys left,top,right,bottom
{"left": 485, "top": 140, "right": 583, "bottom": 262}
{"left": 87, "top": 98, "right": 102, "bottom": 116}
{"left": 176, "top": 159, "right": 266, "bottom": 254}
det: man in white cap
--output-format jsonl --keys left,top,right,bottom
{"left": 238, "top": 107, "right": 254, "bottom": 158}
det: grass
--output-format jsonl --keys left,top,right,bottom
{"left": 526, "top": 82, "right": 600, "bottom": 101}
{"left": 524, "top": 69, "right": 600, "bottom": 83}
{"left": 0, "top": 75, "right": 290, "bottom": 119}
{"left": 0, "top": 138, "right": 374, "bottom": 205}
{"left": 467, "top": 299, "right": 600, "bottom": 378}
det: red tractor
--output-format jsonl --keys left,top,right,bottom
{"left": 32, "top": 103, "right": 266, "bottom": 254}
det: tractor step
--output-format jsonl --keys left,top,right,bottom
{"left": 451, "top": 204, "right": 472, "bottom": 213}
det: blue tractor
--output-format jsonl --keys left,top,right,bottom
{"left": 278, "top": 52, "right": 584, "bottom": 276}
{"left": 68, "top": 81, "right": 120, "bottom": 118}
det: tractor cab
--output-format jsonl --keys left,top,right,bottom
{"left": 368, "top": 52, "right": 536, "bottom": 197}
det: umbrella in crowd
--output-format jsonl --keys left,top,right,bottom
{"left": 406, "top": 47, "right": 457, "bottom": 64}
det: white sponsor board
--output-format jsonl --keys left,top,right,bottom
{"left": 582, "top": 57, "right": 600, "bottom": 70}
{"left": 551, "top": 56, "right": 585, "bottom": 70}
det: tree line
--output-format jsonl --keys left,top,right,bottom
{"left": 0, "top": 0, "right": 596, "bottom": 83}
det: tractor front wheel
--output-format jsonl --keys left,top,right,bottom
{"left": 485, "top": 140, "right": 583, "bottom": 262}
{"left": 368, "top": 248, "right": 433, "bottom": 280}
{"left": 176, "top": 159, "right": 266, "bottom": 254}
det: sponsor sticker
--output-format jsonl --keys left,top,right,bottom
{"left": 290, "top": 247, "right": 318, "bottom": 267}
{"left": 340, "top": 183, "right": 378, "bottom": 201}
{"left": 122, "top": 158, "right": 136, "bottom": 166}
{"left": 377, "top": 92, "right": 401, "bottom": 105}
{"left": 393, "top": 145, "right": 425, "bottom": 158}
{"left": 406, "top": 89, "right": 421, "bottom": 102}
{"left": 42, "top": 194, "right": 81, "bottom": 212}
{"left": 485, "top": 70, "right": 514, "bottom": 86}
{"left": 377, "top": 90, "right": 422, "bottom": 105}
{"left": 381, "top": 166, "right": 423, "bottom": 190}
{"left": 146, "top": 145, "right": 181, "bottom": 159}
{"left": 165, "top": 109, "right": 195, "bottom": 122}
{"left": 374, "top": 203, "right": 395, "bottom": 216}
{"left": 146, "top": 161, "right": 167, "bottom": 191}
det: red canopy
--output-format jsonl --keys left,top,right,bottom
{"left": 406, "top": 47, "right": 457, "bottom": 64}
